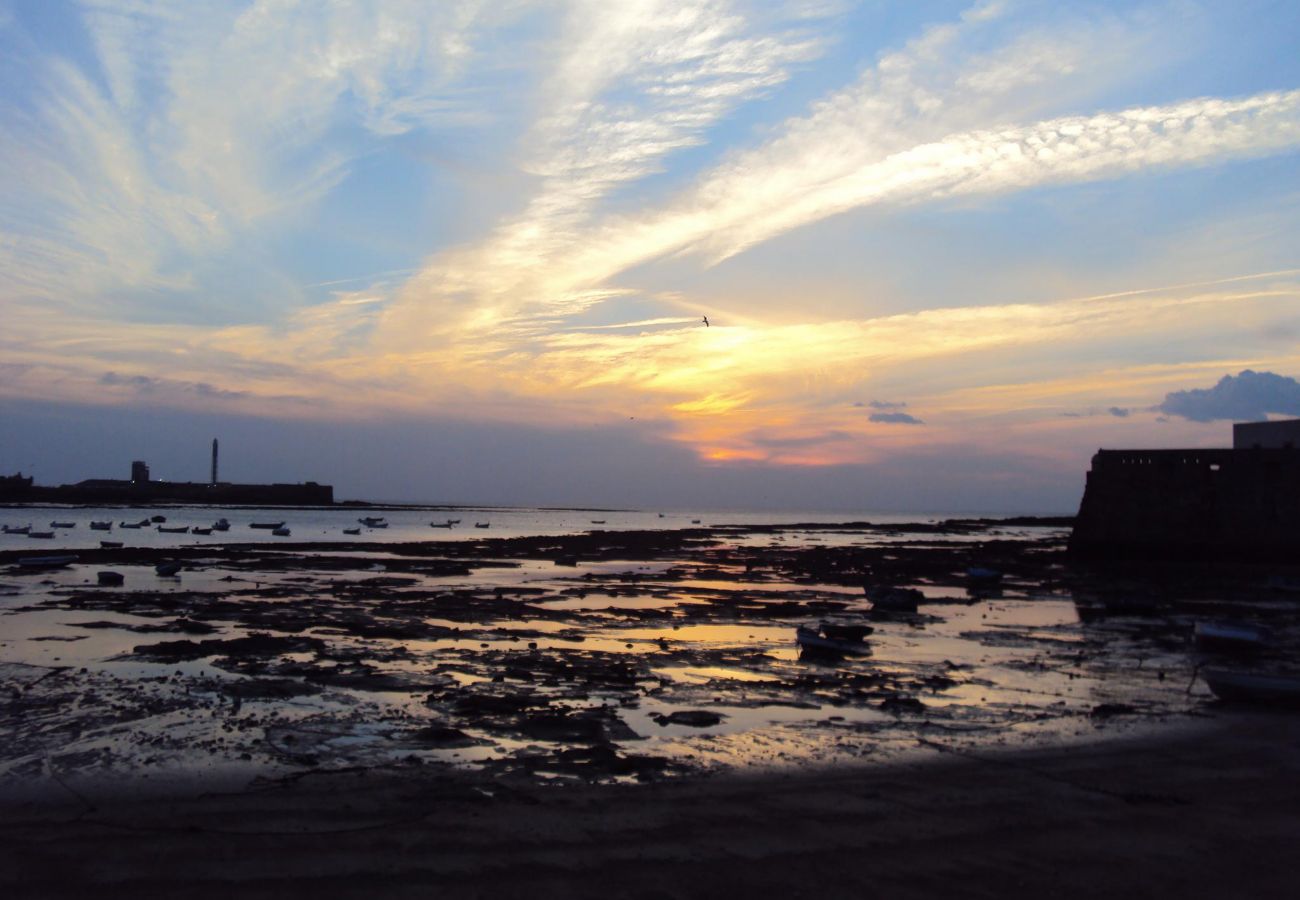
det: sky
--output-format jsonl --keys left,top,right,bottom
{"left": 1, "top": 0, "right": 1299, "bottom": 512}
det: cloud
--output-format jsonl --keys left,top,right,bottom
{"left": 869, "top": 411, "right": 924, "bottom": 425}
{"left": 868, "top": 400, "right": 907, "bottom": 410}
{"left": 1107, "top": 407, "right": 1130, "bottom": 418}
{"left": 1157, "top": 370, "right": 1300, "bottom": 422}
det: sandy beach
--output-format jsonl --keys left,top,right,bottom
{"left": 2, "top": 711, "right": 1298, "bottom": 899}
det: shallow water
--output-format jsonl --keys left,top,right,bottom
{"left": 4, "top": 514, "right": 1274, "bottom": 789}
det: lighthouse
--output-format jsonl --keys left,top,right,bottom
{"left": 210, "top": 438, "right": 219, "bottom": 486}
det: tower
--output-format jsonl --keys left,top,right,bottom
{"left": 131, "top": 460, "right": 149, "bottom": 484}
{"left": 211, "top": 438, "right": 219, "bottom": 485}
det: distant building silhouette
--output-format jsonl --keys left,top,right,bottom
{"left": 131, "top": 460, "right": 150, "bottom": 484}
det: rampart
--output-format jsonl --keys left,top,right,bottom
{"left": 1070, "top": 447, "right": 1300, "bottom": 561}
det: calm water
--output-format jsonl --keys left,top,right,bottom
{"left": 0, "top": 504, "right": 1027, "bottom": 551}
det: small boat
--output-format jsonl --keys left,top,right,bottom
{"left": 1203, "top": 668, "right": 1300, "bottom": 706}
{"left": 359, "top": 516, "right": 387, "bottom": 528}
{"left": 966, "top": 567, "right": 1003, "bottom": 584}
{"left": 1194, "top": 620, "right": 1271, "bottom": 654}
{"left": 865, "top": 585, "right": 922, "bottom": 613}
{"left": 155, "top": 561, "right": 182, "bottom": 577}
{"left": 97, "top": 571, "right": 125, "bottom": 586}
{"left": 474, "top": 522, "right": 490, "bottom": 529}
{"left": 250, "top": 521, "right": 285, "bottom": 529}
{"left": 27, "top": 531, "right": 55, "bottom": 539}
{"left": 212, "top": 518, "right": 231, "bottom": 532}
{"left": 18, "top": 554, "right": 77, "bottom": 568}
{"left": 100, "top": 540, "right": 123, "bottom": 549}
{"left": 150, "top": 515, "right": 166, "bottom": 523}
{"left": 49, "top": 521, "right": 76, "bottom": 529}
{"left": 819, "top": 621, "right": 874, "bottom": 642}
{"left": 119, "top": 521, "right": 143, "bottom": 529}
{"left": 271, "top": 527, "right": 291, "bottom": 536}
{"left": 429, "top": 521, "right": 453, "bottom": 528}
{"left": 796, "top": 625, "right": 872, "bottom": 656}
{"left": 342, "top": 527, "right": 362, "bottom": 535}
{"left": 191, "top": 527, "right": 213, "bottom": 535}
{"left": 157, "top": 525, "right": 189, "bottom": 534}
{"left": 690, "top": 519, "right": 701, "bottom": 524}
{"left": 447, "top": 519, "right": 461, "bottom": 525}
{"left": 90, "top": 521, "right": 113, "bottom": 531}
{"left": 590, "top": 520, "right": 606, "bottom": 525}
{"left": 2, "top": 524, "right": 31, "bottom": 534}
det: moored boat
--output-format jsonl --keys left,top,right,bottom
{"left": 191, "top": 527, "right": 213, "bottom": 535}
{"left": 18, "top": 554, "right": 77, "bottom": 568}
{"left": 49, "top": 521, "right": 76, "bottom": 529}
{"left": 157, "top": 525, "right": 189, "bottom": 534}
{"left": 359, "top": 516, "right": 387, "bottom": 528}
{"left": 2, "top": 524, "right": 31, "bottom": 534}
{"left": 1203, "top": 668, "right": 1300, "bottom": 706}
{"left": 864, "top": 585, "right": 922, "bottom": 613}
{"left": 250, "top": 521, "right": 285, "bottom": 529}
{"left": 119, "top": 521, "right": 143, "bottom": 529}
{"left": 100, "top": 540, "right": 124, "bottom": 548}
{"left": 27, "top": 531, "right": 55, "bottom": 539}
{"left": 212, "top": 518, "right": 231, "bottom": 532}
{"left": 271, "top": 526, "right": 291, "bottom": 536}
{"left": 155, "top": 561, "right": 182, "bottom": 576}
{"left": 97, "top": 570, "right": 125, "bottom": 586}
{"left": 342, "top": 527, "right": 361, "bottom": 535}
{"left": 1194, "top": 620, "right": 1271, "bottom": 654}
{"left": 474, "top": 522, "right": 490, "bottom": 529}
{"left": 90, "top": 521, "right": 113, "bottom": 531}
{"left": 796, "top": 625, "right": 872, "bottom": 656}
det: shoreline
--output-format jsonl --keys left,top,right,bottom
{"left": 3, "top": 711, "right": 1297, "bottom": 897}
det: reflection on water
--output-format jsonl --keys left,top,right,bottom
{"left": 1, "top": 512, "right": 1250, "bottom": 789}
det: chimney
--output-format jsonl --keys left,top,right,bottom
{"left": 211, "top": 438, "right": 219, "bottom": 485}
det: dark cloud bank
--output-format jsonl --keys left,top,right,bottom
{"left": 1158, "top": 370, "right": 1300, "bottom": 422}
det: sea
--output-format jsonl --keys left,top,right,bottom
{"left": 0, "top": 504, "right": 1030, "bottom": 551}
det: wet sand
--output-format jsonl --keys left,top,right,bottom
{"left": 2, "top": 711, "right": 1298, "bottom": 899}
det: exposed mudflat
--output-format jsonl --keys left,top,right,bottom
{"left": 3, "top": 519, "right": 1298, "bottom": 790}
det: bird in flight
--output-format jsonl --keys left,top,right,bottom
{"left": 702, "top": 316, "right": 710, "bottom": 327}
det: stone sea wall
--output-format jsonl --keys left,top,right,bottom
{"left": 1070, "top": 448, "right": 1300, "bottom": 561}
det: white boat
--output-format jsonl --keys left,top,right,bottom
{"left": 18, "top": 554, "right": 77, "bottom": 568}
{"left": 1203, "top": 668, "right": 1300, "bottom": 706}
{"left": 796, "top": 625, "right": 872, "bottom": 656}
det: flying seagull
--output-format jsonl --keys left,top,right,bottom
{"left": 702, "top": 316, "right": 709, "bottom": 327}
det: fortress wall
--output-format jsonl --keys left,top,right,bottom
{"left": 1070, "top": 448, "right": 1300, "bottom": 561}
